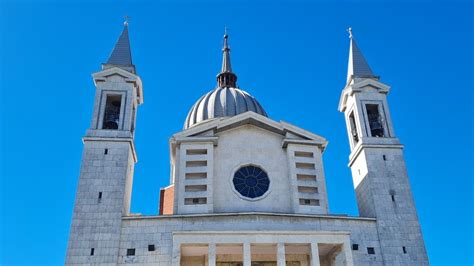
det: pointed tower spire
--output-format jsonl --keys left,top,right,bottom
{"left": 346, "top": 27, "right": 376, "bottom": 84}
{"left": 217, "top": 28, "right": 237, "bottom": 87}
{"left": 103, "top": 19, "right": 136, "bottom": 73}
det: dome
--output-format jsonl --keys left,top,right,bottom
{"left": 184, "top": 31, "right": 268, "bottom": 129}
{"left": 184, "top": 87, "right": 267, "bottom": 129}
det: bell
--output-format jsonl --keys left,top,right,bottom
{"left": 103, "top": 101, "right": 121, "bottom": 129}
{"left": 351, "top": 128, "right": 359, "bottom": 142}
{"left": 370, "top": 120, "right": 384, "bottom": 137}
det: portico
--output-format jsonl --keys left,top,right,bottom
{"left": 173, "top": 231, "right": 353, "bottom": 266}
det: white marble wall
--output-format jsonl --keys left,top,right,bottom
{"left": 66, "top": 67, "right": 141, "bottom": 265}
{"left": 352, "top": 148, "right": 429, "bottom": 265}
{"left": 341, "top": 79, "right": 429, "bottom": 265}
{"left": 117, "top": 213, "right": 383, "bottom": 265}
{"left": 213, "top": 125, "right": 292, "bottom": 213}
{"left": 173, "top": 124, "right": 329, "bottom": 215}
{"left": 286, "top": 143, "right": 328, "bottom": 214}
{"left": 175, "top": 142, "right": 214, "bottom": 214}
{"left": 65, "top": 140, "right": 135, "bottom": 265}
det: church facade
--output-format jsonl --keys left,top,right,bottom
{"left": 65, "top": 23, "right": 429, "bottom": 266}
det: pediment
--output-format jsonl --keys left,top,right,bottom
{"left": 93, "top": 67, "right": 138, "bottom": 81}
{"left": 352, "top": 79, "right": 390, "bottom": 92}
{"left": 92, "top": 67, "right": 144, "bottom": 104}
{"left": 172, "top": 111, "right": 327, "bottom": 151}
{"left": 339, "top": 78, "right": 391, "bottom": 112}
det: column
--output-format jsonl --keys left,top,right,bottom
{"left": 342, "top": 240, "right": 354, "bottom": 266}
{"left": 208, "top": 243, "right": 216, "bottom": 266}
{"left": 243, "top": 243, "right": 251, "bottom": 266}
{"left": 172, "top": 243, "right": 181, "bottom": 266}
{"left": 277, "top": 243, "right": 286, "bottom": 266}
{"left": 310, "top": 242, "right": 320, "bottom": 266}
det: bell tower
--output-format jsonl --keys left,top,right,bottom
{"left": 65, "top": 21, "right": 143, "bottom": 264}
{"left": 339, "top": 29, "right": 429, "bottom": 265}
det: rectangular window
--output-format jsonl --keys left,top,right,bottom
{"left": 366, "top": 104, "right": 385, "bottom": 137}
{"left": 299, "top": 199, "right": 320, "bottom": 206}
{"left": 90, "top": 248, "right": 95, "bottom": 256}
{"left": 126, "top": 248, "right": 135, "bottom": 256}
{"left": 98, "top": 192, "right": 102, "bottom": 199}
{"left": 148, "top": 245, "right": 156, "bottom": 252}
{"left": 185, "top": 161, "right": 207, "bottom": 167}
{"left": 294, "top": 151, "right": 313, "bottom": 158}
{"left": 403, "top": 246, "right": 407, "bottom": 254}
{"left": 186, "top": 149, "right": 208, "bottom": 155}
{"left": 349, "top": 111, "right": 359, "bottom": 143}
{"left": 102, "top": 95, "right": 122, "bottom": 130}
{"left": 104, "top": 148, "right": 108, "bottom": 155}
{"left": 295, "top": 163, "right": 315, "bottom": 169}
{"left": 352, "top": 244, "right": 359, "bottom": 251}
{"left": 185, "top": 185, "right": 207, "bottom": 192}
{"left": 298, "top": 186, "right": 318, "bottom": 193}
{"left": 131, "top": 106, "right": 136, "bottom": 134}
{"left": 296, "top": 174, "right": 317, "bottom": 181}
{"left": 367, "top": 247, "right": 375, "bottom": 254}
{"left": 185, "top": 197, "right": 207, "bottom": 205}
{"left": 185, "top": 172, "right": 207, "bottom": 179}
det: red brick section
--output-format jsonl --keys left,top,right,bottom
{"left": 159, "top": 189, "right": 165, "bottom": 215}
{"left": 159, "top": 185, "right": 174, "bottom": 215}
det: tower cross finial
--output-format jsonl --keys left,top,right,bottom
{"left": 222, "top": 26, "right": 230, "bottom": 51}
{"left": 217, "top": 29, "right": 237, "bottom": 87}
{"left": 347, "top": 27, "right": 353, "bottom": 39}
{"left": 124, "top": 15, "right": 130, "bottom": 26}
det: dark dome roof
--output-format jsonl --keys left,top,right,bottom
{"left": 184, "top": 87, "right": 267, "bottom": 129}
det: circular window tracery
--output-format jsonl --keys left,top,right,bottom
{"left": 232, "top": 165, "right": 270, "bottom": 199}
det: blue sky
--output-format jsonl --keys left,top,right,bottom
{"left": 0, "top": 0, "right": 472, "bottom": 265}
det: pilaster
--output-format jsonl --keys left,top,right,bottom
{"left": 310, "top": 242, "right": 320, "bottom": 266}
{"left": 208, "top": 243, "right": 216, "bottom": 266}
{"left": 243, "top": 243, "right": 251, "bottom": 266}
{"left": 277, "top": 242, "right": 286, "bottom": 266}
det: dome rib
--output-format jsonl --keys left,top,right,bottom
{"left": 187, "top": 94, "right": 205, "bottom": 128}
{"left": 235, "top": 89, "right": 248, "bottom": 113}
{"left": 197, "top": 90, "right": 212, "bottom": 122}
{"left": 255, "top": 100, "right": 267, "bottom": 116}
{"left": 184, "top": 87, "right": 267, "bottom": 129}
{"left": 215, "top": 88, "right": 224, "bottom": 117}
{"left": 241, "top": 90, "right": 256, "bottom": 113}
{"left": 230, "top": 89, "right": 239, "bottom": 115}
{"left": 207, "top": 90, "right": 218, "bottom": 119}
